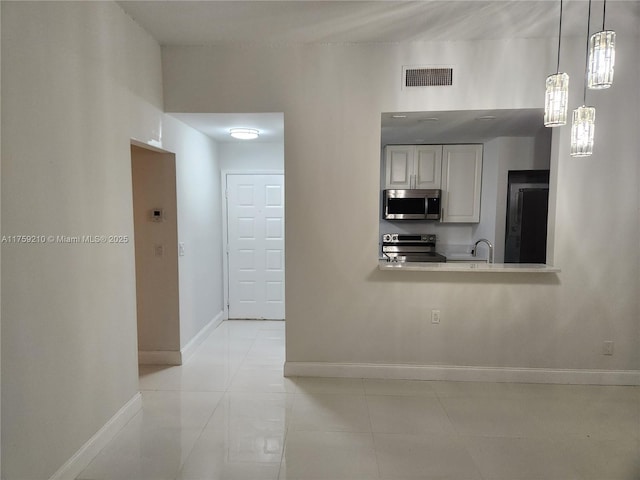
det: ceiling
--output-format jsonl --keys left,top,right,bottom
{"left": 119, "top": 1, "right": 637, "bottom": 144}
{"left": 381, "top": 109, "right": 546, "bottom": 145}
{"left": 170, "top": 112, "right": 284, "bottom": 143}
{"left": 118, "top": 1, "right": 637, "bottom": 46}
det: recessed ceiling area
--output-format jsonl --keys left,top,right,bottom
{"left": 381, "top": 108, "right": 546, "bottom": 145}
{"left": 169, "top": 112, "right": 284, "bottom": 143}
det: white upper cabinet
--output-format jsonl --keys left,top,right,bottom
{"left": 384, "top": 145, "right": 442, "bottom": 189}
{"left": 385, "top": 146, "right": 413, "bottom": 189}
{"left": 440, "top": 144, "right": 483, "bottom": 223}
{"left": 415, "top": 145, "right": 443, "bottom": 189}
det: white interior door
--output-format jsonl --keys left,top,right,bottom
{"left": 226, "top": 174, "right": 285, "bottom": 319}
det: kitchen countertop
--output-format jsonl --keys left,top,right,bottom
{"left": 378, "top": 260, "right": 560, "bottom": 273}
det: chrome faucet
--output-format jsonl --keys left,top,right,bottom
{"left": 471, "top": 239, "right": 494, "bottom": 263}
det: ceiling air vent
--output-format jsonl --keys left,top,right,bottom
{"left": 403, "top": 66, "right": 453, "bottom": 88}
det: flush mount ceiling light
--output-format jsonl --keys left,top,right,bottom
{"left": 588, "top": 0, "right": 615, "bottom": 89}
{"left": 544, "top": 0, "right": 569, "bottom": 127}
{"left": 571, "top": 0, "right": 596, "bottom": 157}
{"left": 229, "top": 128, "right": 259, "bottom": 140}
{"left": 476, "top": 116, "right": 496, "bottom": 121}
{"left": 391, "top": 115, "right": 408, "bottom": 119}
{"left": 420, "top": 117, "right": 440, "bottom": 122}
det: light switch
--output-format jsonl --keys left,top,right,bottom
{"left": 179, "top": 242, "right": 185, "bottom": 256}
{"left": 154, "top": 244, "right": 164, "bottom": 257}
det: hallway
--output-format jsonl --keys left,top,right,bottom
{"left": 78, "top": 320, "right": 639, "bottom": 480}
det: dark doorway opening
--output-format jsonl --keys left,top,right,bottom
{"left": 505, "top": 170, "right": 550, "bottom": 263}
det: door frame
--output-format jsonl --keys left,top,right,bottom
{"left": 221, "top": 170, "right": 285, "bottom": 321}
{"left": 130, "top": 140, "right": 182, "bottom": 366}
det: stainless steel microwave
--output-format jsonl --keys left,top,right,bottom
{"left": 383, "top": 189, "right": 441, "bottom": 220}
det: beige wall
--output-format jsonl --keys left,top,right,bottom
{"left": 1, "top": 2, "right": 223, "bottom": 478}
{"left": 162, "top": 19, "right": 639, "bottom": 375}
{"left": 131, "top": 145, "right": 180, "bottom": 353}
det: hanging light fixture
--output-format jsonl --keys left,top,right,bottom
{"left": 571, "top": 0, "right": 596, "bottom": 157}
{"left": 570, "top": 106, "right": 596, "bottom": 157}
{"left": 588, "top": 0, "right": 615, "bottom": 89}
{"left": 544, "top": 0, "right": 569, "bottom": 127}
{"left": 229, "top": 128, "right": 259, "bottom": 140}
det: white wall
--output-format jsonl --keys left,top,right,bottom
{"left": 219, "top": 141, "right": 284, "bottom": 172}
{"left": 162, "top": 21, "right": 639, "bottom": 377}
{"left": 1, "top": 2, "right": 223, "bottom": 478}
{"left": 473, "top": 132, "right": 552, "bottom": 262}
{"left": 471, "top": 138, "right": 499, "bottom": 254}
{"left": 0, "top": 2, "right": 3, "bottom": 475}
{"left": 162, "top": 115, "right": 224, "bottom": 349}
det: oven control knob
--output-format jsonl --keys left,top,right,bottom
{"left": 391, "top": 234, "right": 398, "bottom": 242}
{"left": 383, "top": 234, "right": 392, "bottom": 242}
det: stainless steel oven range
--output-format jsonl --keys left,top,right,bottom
{"left": 381, "top": 234, "right": 446, "bottom": 263}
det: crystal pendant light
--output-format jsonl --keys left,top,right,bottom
{"left": 571, "top": 0, "right": 596, "bottom": 157}
{"left": 570, "top": 106, "right": 596, "bottom": 156}
{"left": 544, "top": 0, "right": 569, "bottom": 126}
{"left": 545, "top": 73, "right": 569, "bottom": 126}
{"left": 588, "top": 0, "right": 615, "bottom": 89}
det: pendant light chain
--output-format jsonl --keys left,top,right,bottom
{"left": 602, "top": 0, "right": 606, "bottom": 31}
{"left": 583, "top": 0, "right": 592, "bottom": 104}
{"left": 556, "top": 0, "right": 563, "bottom": 73}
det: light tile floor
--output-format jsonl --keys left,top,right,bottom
{"left": 78, "top": 320, "right": 640, "bottom": 480}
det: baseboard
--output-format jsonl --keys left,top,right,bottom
{"left": 49, "top": 392, "right": 142, "bottom": 480}
{"left": 138, "top": 349, "right": 182, "bottom": 365}
{"left": 284, "top": 362, "right": 640, "bottom": 386}
{"left": 181, "top": 311, "right": 224, "bottom": 363}
{"left": 138, "top": 311, "right": 224, "bottom": 366}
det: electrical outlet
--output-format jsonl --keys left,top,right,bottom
{"left": 603, "top": 341, "right": 614, "bottom": 356}
{"left": 431, "top": 309, "right": 441, "bottom": 324}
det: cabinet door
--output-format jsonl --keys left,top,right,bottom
{"left": 384, "top": 146, "right": 414, "bottom": 189}
{"left": 414, "top": 145, "right": 442, "bottom": 189}
{"left": 441, "top": 145, "right": 483, "bottom": 223}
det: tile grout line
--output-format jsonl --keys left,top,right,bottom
{"left": 172, "top": 321, "right": 237, "bottom": 480}
{"left": 170, "top": 320, "right": 263, "bottom": 479}
{"left": 256, "top": 320, "right": 289, "bottom": 480}
{"left": 277, "top": 381, "right": 296, "bottom": 480}
{"left": 362, "top": 380, "right": 384, "bottom": 480}
{"left": 433, "top": 384, "right": 488, "bottom": 480}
